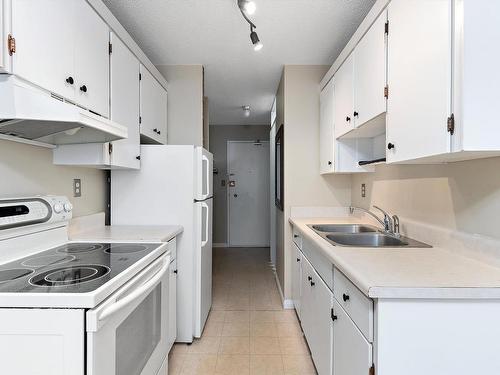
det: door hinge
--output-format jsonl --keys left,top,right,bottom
{"left": 369, "top": 364, "right": 375, "bottom": 375}
{"left": 447, "top": 113, "right": 455, "bottom": 135}
{"left": 108, "top": 143, "right": 113, "bottom": 155}
{"left": 384, "top": 85, "right": 389, "bottom": 99}
{"left": 331, "top": 308, "right": 337, "bottom": 322}
{"left": 109, "top": 43, "right": 112, "bottom": 54}
{"left": 384, "top": 21, "right": 389, "bottom": 35}
{"left": 139, "top": 72, "right": 142, "bottom": 81}
{"left": 7, "top": 34, "right": 16, "bottom": 55}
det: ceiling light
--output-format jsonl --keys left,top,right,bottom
{"left": 250, "top": 28, "right": 263, "bottom": 51}
{"left": 244, "top": 1, "right": 256, "bottom": 15}
{"left": 242, "top": 105, "right": 251, "bottom": 117}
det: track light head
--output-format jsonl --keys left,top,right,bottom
{"left": 250, "top": 27, "right": 263, "bottom": 51}
{"left": 242, "top": 105, "right": 251, "bottom": 117}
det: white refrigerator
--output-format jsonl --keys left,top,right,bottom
{"left": 111, "top": 145, "right": 213, "bottom": 343}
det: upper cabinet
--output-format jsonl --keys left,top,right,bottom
{"left": 11, "top": 0, "right": 109, "bottom": 116}
{"left": 319, "top": 77, "right": 335, "bottom": 174}
{"left": 140, "top": 65, "right": 168, "bottom": 145}
{"left": 0, "top": 0, "right": 7, "bottom": 72}
{"left": 333, "top": 54, "right": 354, "bottom": 139}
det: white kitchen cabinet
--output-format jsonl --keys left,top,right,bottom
{"left": 74, "top": 0, "right": 109, "bottom": 117}
{"left": 353, "top": 10, "right": 387, "bottom": 129}
{"left": 11, "top": 0, "right": 76, "bottom": 101}
{"left": 386, "top": 0, "right": 452, "bottom": 163}
{"left": 168, "top": 258, "right": 177, "bottom": 352}
{"left": 0, "top": 0, "right": 8, "bottom": 73}
{"left": 140, "top": 65, "right": 168, "bottom": 144}
{"left": 334, "top": 53, "right": 354, "bottom": 139}
{"left": 292, "top": 243, "right": 302, "bottom": 319}
{"left": 299, "top": 255, "right": 314, "bottom": 344}
{"left": 333, "top": 299, "right": 372, "bottom": 375}
{"left": 319, "top": 77, "right": 335, "bottom": 174}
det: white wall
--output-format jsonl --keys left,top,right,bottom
{"left": 0, "top": 140, "right": 107, "bottom": 217}
{"left": 156, "top": 65, "right": 204, "bottom": 146}
{"left": 277, "top": 66, "right": 352, "bottom": 299}
{"left": 351, "top": 157, "right": 500, "bottom": 240}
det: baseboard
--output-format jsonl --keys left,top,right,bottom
{"left": 213, "top": 243, "right": 228, "bottom": 248}
{"left": 283, "top": 299, "right": 294, "bottom": 309}
{"left": 273, "top": 270, "right": 294, "bottom": 310}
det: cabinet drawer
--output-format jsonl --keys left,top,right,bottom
{"left": 292, "top": 228, "right": 302, "bottom": 249}
{"left": 302, "top": 238, "right": 333, "bottom": 291}
{"left": 333, "top": 268, "right": 373, "bottom": 341}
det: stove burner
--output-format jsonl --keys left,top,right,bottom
{"left": 0, "top": 268, "right": 34, "bottom": 283}
{"left": 57, "top": 244, "right": 104, "bottom": 254}
{"left": 22, "top": 255, "right": 75, "bottom": 268}
{"left": 29, "top": 265, "right": 110, "bottom": 287}
{"left": 105, "top": 244, "right": 148, "bottom": 254}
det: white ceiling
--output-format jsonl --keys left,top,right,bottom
{"left": 102, "top": 0, "right": 375, "bottom": 125}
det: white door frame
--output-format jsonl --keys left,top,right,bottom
{"left": 226, "top": 140, "right": 270, "bottom": 247}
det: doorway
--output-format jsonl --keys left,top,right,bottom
{"left": 227, "top": 140, "right": 270, "bottom": 247}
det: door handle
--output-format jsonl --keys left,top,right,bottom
{"left": 201, "top": 201, "right": 209, "bottom": 247}
{"left": 201, "top": 154, "right": 210, "bottom": 201}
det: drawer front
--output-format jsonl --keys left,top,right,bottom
{"left": 292, "top": 227, "right": 303, "bottom": 249}
{"left": 302, "top": 237, "right": 333, "bottom": 290}
{"left": 333, "top": 268, "right": 373, "bottom": 342}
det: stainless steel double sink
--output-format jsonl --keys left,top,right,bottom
{"left": 308, "top": 224, "right": 431, "bottom": 248}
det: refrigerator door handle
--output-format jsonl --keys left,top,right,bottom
{"left": 201, "top": 154, "right": 210, "bottom": 201}
{"left": 201, "top": 201, "right": 209, "bottom": 247}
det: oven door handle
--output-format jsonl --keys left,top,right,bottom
{"left": 98, "top": 256, "right": 170, "bottom": 322}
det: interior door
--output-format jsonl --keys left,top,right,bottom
{"left": 110, "top": 32, "right": 140, "bottom": 169}
{"left": 227, "top": 141, "right": 270, "bottom": 247}
{"left": 11, "top": 0, "right": 76, "bottom": 100}
{"left": 319, "top": 78, "right": 335, "bottom": 174}
{"left": 386, "top": 0, "right": 452, "bottom": 163}
{"left": 74, "top": 0, "right": 109, "bottom": 117}
{"left": 353, "top": 10, "right": 387, "bottom": 127}
{"left": 334, "top": 53, "right": 354, "bottom": 138}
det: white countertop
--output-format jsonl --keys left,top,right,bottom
{"left": 290, "top": 217, "right": 500, "bottom": 299}
{"left": 70, "top": 225, "right": 183, "bottom": 243}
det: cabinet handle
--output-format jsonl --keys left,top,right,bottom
{"left": 136, "top": 155, "right": 141, "bottom": 161}
{"left": 296, "top": 258, "right": 300, "bottom": 262}
{"left": 66, "top": 76, "right": 74, "bottom": 85}
{"left": 308, "top": 276, "right": 312, "bottom": 281}
{"left": 153, "top": 128, "right": 158, "bottom": 134}
{"left": 328, "top": 161, "right": 332, "bottom": 166}
{"left": 174, "top": 269, "right": 178, "bottom": 274}
{"left": 342, "top": 293, "right": 350, "bottom": 302}
{"left": 293, "top": 234, "right": 299, "bottom": 238}
{"left": 80, "top": 85, "right": 87, "bottom": 93}
{"left": 387, "top": 142, "right": 395, "bottom": 150}
{"left": 346, "top": 116, "right": 351, "bottom": 122}
{"left": 157, "top": 130, "right": 161, "bottom": 135}
{"left": 353, "top": 111, "right": 359, "bottom": 117}
{"left": 310, "top": 280, "right": 315, "bottom": 286}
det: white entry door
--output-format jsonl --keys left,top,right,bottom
{"left": 227, "top": 141, "right": 270, "bottom": 247}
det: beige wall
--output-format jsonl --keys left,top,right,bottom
{"left": 0, "top": 140, "right": 106, "bottom": 217}
{"left": 209, "top": 125, "right": 270, "bottom": 244}
{"left": 156, "top": 65, "right": 204, "bottom": 146}
{"left": 278, "top": 66, "right": 352, "bottom": 298}
{"left": 351, "top": 157, "right": 500, "bottom": 240}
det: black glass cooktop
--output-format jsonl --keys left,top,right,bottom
{"left": 0, "top": 242, "right": 162, "bottom": 293}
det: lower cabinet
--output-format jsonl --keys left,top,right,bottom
{"left": 292, "top": 243, "right": 302, "bottom": 320}
{"left": 333, "top": 299, "right": 373, "bottom": 375}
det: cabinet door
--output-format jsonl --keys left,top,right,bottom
{"left": 299, "top": 256, "right": 314, "bottom": 342}
{"left": 319, "top": 78, "right": 335, "bottom": 174}
{"left": 292, "top": 244, "right": 302, "bottom": 319}
{"left": 168, "top": 259, "right": 177, "bottom": 351}
{"left": 0, "top": 0, "right": 7, "bottom": 73}
{"left": 11, "top": 0, "right": 76, "bottom": 100}
{"left": 140, "top": 65, "right": 168, "bottom": 144}
{"left": 386, "top": 0, "right": 451, "bottom": 163}
{"left": 309, "top": 273, "right": 333, "bottom": 375}
{"left": 333, "top": 299, "right": 372, "bottom": 375}
{"left": 74, "top": 0, "right": 109, "bottom": 117}
{"left": 353, "top": 11, "right": 387, "bottom": 128}
{"left": 334, "top": 54, "right": 354, "bottom": 138}
{"left": 110, "top": 32, "right": 140, "bottom": 169}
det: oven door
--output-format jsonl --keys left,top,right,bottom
{"left": 86, "top": 253, "right": 170, "bottom": 375}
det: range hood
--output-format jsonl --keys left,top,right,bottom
{"left": 0, "top": 75, "right": 127, "bottom": 145}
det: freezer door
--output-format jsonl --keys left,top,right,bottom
{"left": 194, "top": 199, "right": 213, "bottom": 337}
{"left": 195, "top": 147, "right": 213, "bottom": 201}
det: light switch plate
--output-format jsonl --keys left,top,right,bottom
{"left": 73, "top": 179, "right": 82, "bottom": 197}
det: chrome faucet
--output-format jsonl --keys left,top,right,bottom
{"left": 349, "top": 205, "right": 399, "bottom": 235}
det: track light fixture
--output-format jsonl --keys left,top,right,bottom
{"left": 237, "top": 0, "right": 263, "bottom": 51}
{"left": 242, "top": 105, "right": 251, "bottom": 117}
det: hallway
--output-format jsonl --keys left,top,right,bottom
{"left": 168, "top": 247, "right": 316, "bottom": 374}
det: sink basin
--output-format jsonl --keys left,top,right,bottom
{"left": 309, "top": 224, "right": 378, "bottom": 233}
{"left": 325, "top": 233, "right": 431, "bottom": 248}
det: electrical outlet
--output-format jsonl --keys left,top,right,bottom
{"left": 73, "top": 179, "right": 82, "bottom": 197}
{"left": 361, "top": 183, "right": 366, "bottom": 198}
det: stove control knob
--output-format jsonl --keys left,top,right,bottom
{"left": 53, "top": 203, "right": 63, "bottom": 214}
{"left": 64, "top": 203, "right": 73, "bottom": 212}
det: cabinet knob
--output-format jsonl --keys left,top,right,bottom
{"left": 174, "top": 269, "right": 178, "bottom": 274}
{"left": 328, "top": 161, "right": 332, "bottom": 166}
{"left": 79, "top": 85, "right": 87, "bottom": 93}
{"left": 353, "top": 111, "right": 359, "bottom": 117}
{"left": 331, "top": 314, "right": 338, "bottom": 321}
{"left": 387, "top": 142, "right": 395, "bottom": 150}
{"left": 153, "top": 128, "right": 158, "bottom": 134}
{"left": 308, "top": 276, "right": 312, "bottom": 281}
{"left": 136, "top": 155, "right": 141, "bottom": 161}
{"left": 296, "top": 258, "right": 300, "bottom": 262}
{"left": 310, "top": 280, "right": 315, "bottom": 286}
{"left": 346, "top": 116, "right": 351, "bottom": 122}
{"left": 66, "top": 76, "right": 74, "bottom": 85}
{"left": 342, "top": 293, "right": 350, "bottom": 302}
{"left": 293, "top": 234, "right": 299, "bottom": 238}
{"left": 157, "top": 130, "right": 161, "bottom": 135}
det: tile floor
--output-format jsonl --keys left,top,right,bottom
{"left": 168, "top": 247, "right": 317, "bottom": 375}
